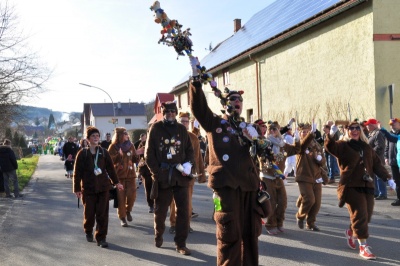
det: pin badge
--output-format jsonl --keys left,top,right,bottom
{"left": 165, "top": 139, "right": 169, "bottom": 144}
{"left": 222, "top": 154, "right": 229, "bottom": 161}
{"left": 223, "top": 136, "right": 230, "bottom": 143}
{"left": 216, "top": 128, "right": 222, "bottom": 133}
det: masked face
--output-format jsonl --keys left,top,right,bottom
{"left": 163, "top": 109, "right": 177, "bottom": 121}
{"left": 228, "top": 94, "right": 243, "bottom": 115}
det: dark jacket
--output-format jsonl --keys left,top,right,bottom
{"left": 0, "top": 145, "right": 18, "bottom": 172}
{"left": 383, "top": 129, "right": 399, "bottom": 166}
{"left": 63, "top": 141, "right": 78, "bottom": 159}
{"left": 73, "top": 146, "right": 119, "bottom": 194}
{"left": 189, "top": 81, "right": 259, "bottom": 191}
{"left": 145, "top": 120, "right": 194, "bottom": 189}
{"left": 367, "top": 128, "right": 386, "bottom": 164}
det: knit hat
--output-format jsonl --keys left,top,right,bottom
{"left": 298, "top": 123, "right": 311, "bottom": 130}
{"left": 86, "top": 126, "right": 100, "bottom": 138}
{"left": 389, "top": 118, "right": 400, "bottom": 125}
{"left": 162, "top": 101, "right": 178, "bottom": 114}
{"left": 178, "top": 111, "right": 190, "bottom": 118}
{"left": 267, "top": 121, "right": 280, "bottom": 130}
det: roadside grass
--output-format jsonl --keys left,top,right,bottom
{"left": 16, "top": 155, "right": 39, "bottom": 190}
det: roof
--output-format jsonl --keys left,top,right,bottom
{"left": 156, "top": 93, "right": 174, "bottom": 103}
{"left": 173, "top": 0, "right": 365, "bottom": 89}
{"left": 89, "top": 102, "right": 146, "bottom": 117}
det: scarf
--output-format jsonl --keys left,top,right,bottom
{"left": 116, "top": 140, "right": 132, "bottom": 153}
{"left": 267, "top": 135, "right": 284, "bottom": 154}
{"left": 348, "top": 139, "right": 367, "bottom": 152}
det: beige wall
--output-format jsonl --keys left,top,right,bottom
{"left": 182, "top": 1, "right": 400, "bottom": 129}
{"left": 373, "top": 0, "right": 400, "bottom": 123}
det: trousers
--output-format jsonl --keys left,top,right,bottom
{"left": 3, "top": 170, "right": 19, "bottom": 197}
{"left": 117, "top": 179, "right": 137, "bottom": 219}
{"left": 82, "top": 190, "right": 109, "bottom": 242}
{"left": 296, "top": 182, "right": 322, "bottom": 227}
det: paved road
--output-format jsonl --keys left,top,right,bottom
{"left": 0, "top": 155, "right": 399, "bottom": 265}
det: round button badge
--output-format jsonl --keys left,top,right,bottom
{"left": 222, "top": 154, "right": 229, "bottom": 161}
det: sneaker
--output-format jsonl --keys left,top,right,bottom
{"left": 191, "top": 212, "right": 199, "bottom": 218}
{"left": 149, "top": 206, "right": 154, "bottom": 213}
{"left": 345, "top": 229, "right": 356, "bottom": 249}
{"left": 359, "top": 245, "right": 376, "bottom": 260}
{"left": 306, "top": 225, "right": 320, "bottom": 231}
{"left": 126, "top": 212, "right": 132, "bottom": 222}
{"left": 176, "top": 246, "right": 191, "bottom": 255}
{"left": 375, "top": 195, "right": 387, "bottom": 200}
{"left": 277, "top": 227, "right": 285, "bottom": 233}
{"left": 297, "top": 219, "right": 304, "bottom": 229}
{"left": 169, "top": 226, "right": 176, "bottom": 234}
{"left": 120, "top": 218, "right": 128, "bottom": 227}
{"left": 391, "top": 199, "right": 400, "bottom": 206}
{"left": 86, "top": 233, "right": 94, "bottom": 242}
{"left": 266, "top": 228, "right": 278, "bottom": 235}
{"left": 97, "top": 240, "right": 108, "bottom": 248}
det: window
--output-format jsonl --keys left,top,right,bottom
{"left": 178, "top": 94, "right": 182, "bottom": 108}
{"left": 125, "top": 118, "right": 131, "bottom": 124}
{"left": 247, "top": 109, "right": 253, "bottom": 123}
{"left": 223, "top": 69, "right": 230, "bottom": 86}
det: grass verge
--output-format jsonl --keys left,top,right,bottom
{"left": 16, "top": 155, "right": 39, "bottom": 190}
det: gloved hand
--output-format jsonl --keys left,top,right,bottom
{"left": 246, "top": 125, "right": 259, "bottom": 139}
{"left": 294, "top": 129, "right": 300, "bottom": 142}
{"left": 182, "top": 162, "right": 192, "bottom": 175}
{"left": 330, "top": 124, "right": 338, "bottom": 137}
{"left": 287, "top": 118, "right": 295, "bottom": 127}
{"left": 388, "top": 179, "right": 396, "bottom": 190}
{"left": 193, "top": 119, "right": 200, "bottom": 129}
{"left": 316, "top": 177, "right": 324, "bottom": 184}
{"left": 189, "top": 56, "right": 200, "bottom": 77}
{"left": 311, "top": 121, "right": 317, "bottom": 133}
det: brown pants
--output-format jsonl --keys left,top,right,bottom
{"left": 296, "top": 182, "right": 322, "bottom": 228}
{"left": 117, "top": 179, "right": 137, "bottom": 219}
{"left": 263, "top": 178, "right": 287, "bottom": 229}
{"left": 82, "top": 190, "right": 109, "bottom": 242}
{"left": 346, "top": 188, "right": 374, "bottom": 239}
{"left": 214, "top": 187, "right": 261, "bottom": 266}
{"left": 170, "top": 183, "right": 193, "bottom": 226}
{"left": 155, "top": 185, "right": 190, "bottom": 248}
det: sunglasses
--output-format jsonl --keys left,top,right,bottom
{"left": 348, "top": 126, "right": 361, "bottom": 131}
{"left": 228, "top": 96, "right": 243, "bottom": 102}
{"left": 165, "top": 109, "right": 176, "bottom": 113}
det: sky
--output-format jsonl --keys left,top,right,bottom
{"left": 9, "top": 0, "right": 276, "bottom": 113}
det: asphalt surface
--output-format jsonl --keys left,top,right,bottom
{"left": 0, "top": 154, "right": 399, "bottom": 266}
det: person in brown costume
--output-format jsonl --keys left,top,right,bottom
{"left": 108, "top": 127, "right": 142, "bottom": 227}
{"left": 256, "top": 120, "right": 300, "bottom": 235}
{"left": 295, "top": 122, "right": 328, "bottom": 232}
{"left": 189, "top": 56, "right": 270, "bottom": 266}
{"left": 73, "top": 126, "right": 123, "bottom": 248}
{"left": 145, "top": 101, "right": 194, "bottom": 256}
{"left": 325, "top": 120, "right": 391, "bottom": 260}
{"left": 169, "top": 112, "right": 206, "bottom": 234}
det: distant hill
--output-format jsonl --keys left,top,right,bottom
{"left": 14, "top": 105, "right": 81, "bottom": 124}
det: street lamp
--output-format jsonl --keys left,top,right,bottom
{"left": 79, "top": 83, "right": 116, "bottom": 128}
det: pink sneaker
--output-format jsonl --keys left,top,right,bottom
{"left": 359, "top": 245, "right": 376, "bottom": 260}
{"left": 345, "top": 229, "right": 356, "bottom": 250}
{"left": 266, "top": 228, "right": 278, "bottom": 235}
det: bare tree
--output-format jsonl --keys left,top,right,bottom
{"left": 0, "top": 2, "right": 50, "bottom": 129}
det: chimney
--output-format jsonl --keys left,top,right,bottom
{"left": 233, "top": 18, "right": 241, "bottom": 33}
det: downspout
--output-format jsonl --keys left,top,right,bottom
{"left": 248, "top": 54, "right": 260, "bottom": 119}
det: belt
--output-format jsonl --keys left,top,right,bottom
{"left": 160, "top": 163, "right": 178, "bottom": 185}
